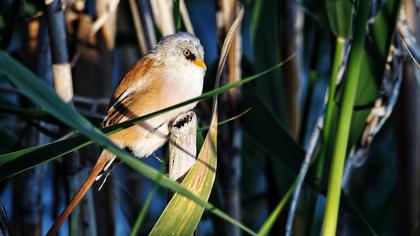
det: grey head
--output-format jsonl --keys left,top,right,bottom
{"left": 152, "top": 32, "right": 205, "bottom": 70}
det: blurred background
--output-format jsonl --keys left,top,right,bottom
{"left": 0, "top": 0, "right": 419, "bottom": 235}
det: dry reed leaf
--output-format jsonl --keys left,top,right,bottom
{"left": 150, "top": 0, "right": 175, "bottom": 36}
{"left": 128, "top": 0, "right": 149, "bottom": 54}
{"left": 150, "top": 5, "right": 245, "bottom": 236}
{"left": 95, "top": 0, "right": 119, "bottom": 49}
{"left": 180, "top": 0, "right": 194, "bottom": 34}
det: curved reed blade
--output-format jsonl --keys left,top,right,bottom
{"left": 149, "top": 6, "right": 247, "bottom": 236}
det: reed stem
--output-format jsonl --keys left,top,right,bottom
{"left": 321, "top": 1, "right": 370, "bottom": 235}
{"left": 315, "top": 37, "right": 345, "bottom": 186}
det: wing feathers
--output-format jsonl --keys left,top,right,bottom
{"left": 102, "top": 91, "right": 135, "bottom": 127}
{"left": 113, "top": 55, "right": 156, "bottom": 101}
{"left": 103, "top": 55, "right": 158, "bottom": 127}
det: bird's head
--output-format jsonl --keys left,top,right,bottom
{"left": 152, "top": 32, "right": 206, "bottom": 73}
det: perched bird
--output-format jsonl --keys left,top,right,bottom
{"left": 47, "top": 32, "right": 206, "bottom": 235}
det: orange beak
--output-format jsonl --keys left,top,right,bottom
{"left": 193, "top": 59, "right": 207, "bottom": 70}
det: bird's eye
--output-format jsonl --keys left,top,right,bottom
{"left": 183, "top": 49, "right": 191, "bottom": 57}
{"left": 183, "top": 49, "right": 195, "bottom": 61}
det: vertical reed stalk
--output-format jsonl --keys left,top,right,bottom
{"left": 128, "top": 0, "right": 149, "bottom": 54}
{"left": 321, "top": 1, "right": 370, "bottom": 235}
{"left": 217, "top": 1, "right": 242, "bottom": 235}
{"left": 45, "top": 1, "right": 77, "bottom": 233}
{"left": 179, "top": 0, "right": 194, "bottom": 34}
{"left": 150, "top": 0, "right": 175, "bottom": 35}
{"left": 397, "top": 54, "right": 420, "bottom": 236}
{"left": 94, "top": 0, "right": 119, "bottom": 49}
{"left": 45, "top": 0, "right": 74, "bottom": 102}
{"left": 137, "top": 0, "right": 157, "bottom": 48}
{"left": 315, "top": 37, "right": 345, "bottom": 186}
{"left": 11, "top": 17, "right": 46, "bottom": 236}
{"left": 396, "top": 1, "right": 420, "bottom": 234}
{"left": 280, "top": 0, "right": 303, "bottom": 138}
{"left": 45, "top": 1, "right": 96, "bottom": 235}
{"left": 168, "top": 111, "right": 197, "bottom": 182}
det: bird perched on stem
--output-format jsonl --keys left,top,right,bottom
{"left": 47, "top": 32, "right": 206, "bottom": 235}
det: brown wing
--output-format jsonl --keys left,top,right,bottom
{"left": 102, "top": 55, "right": 157, "bottom": 127}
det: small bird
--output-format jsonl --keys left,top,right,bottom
{"left": 47, "top": 32, "right": 206, "bottom": 235}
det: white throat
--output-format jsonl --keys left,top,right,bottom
{"left": 163, "top": 62, "right": 204, "bottom": 100}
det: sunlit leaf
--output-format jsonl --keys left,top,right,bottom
{"left": 150, "top": 6, "right": 246, "bottom": 235}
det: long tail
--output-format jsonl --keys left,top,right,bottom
{"left": 47, "top": 150, "right": 113, "bottom": 236}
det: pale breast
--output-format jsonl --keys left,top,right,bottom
{"left": 127, "top": 66, "right": 204, "bottom": 158}
{"left": 161, "top": 65, "right": 204, "bottom": 110}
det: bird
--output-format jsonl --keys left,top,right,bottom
{"left": 47, "top": 32, "right": 206, "bottom": 235}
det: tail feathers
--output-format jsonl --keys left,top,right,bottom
{"left": 47, "top": 150, "right": 114, "bottom": 236}
{"left": 96, "top": 156, "right": 122, "bottom": 190}
{"left": 97, "top": 171, "right": 112, "bottom": 191}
